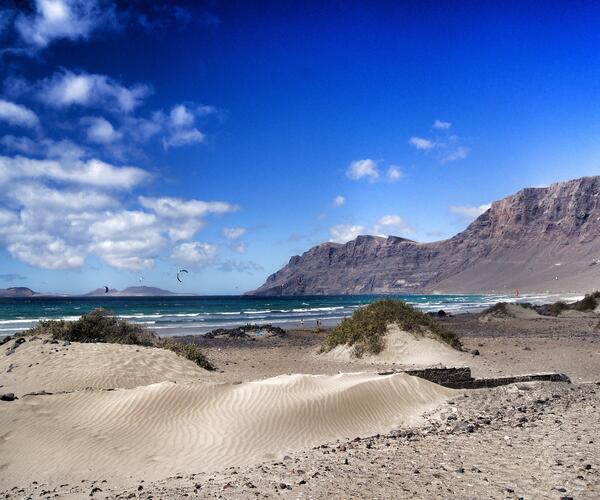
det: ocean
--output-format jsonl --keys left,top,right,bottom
{"left": 0, "top": 293, "right": 558, "bottom": 338}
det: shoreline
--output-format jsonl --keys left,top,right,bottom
{"left": 0, "top": 292, "right": 586, "bottom": 338}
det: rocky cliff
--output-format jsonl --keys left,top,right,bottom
{"left": 249, "top": 176, "right": 600, "bottom": 295}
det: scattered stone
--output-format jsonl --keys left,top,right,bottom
{"left": 0, "top": 393, "right": 16, "bottom": 401}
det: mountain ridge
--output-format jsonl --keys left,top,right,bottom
{"left": 248, "top": 176, "right": 600, "bottom": 295}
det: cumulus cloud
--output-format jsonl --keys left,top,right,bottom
{"left": 38, "top": 70, "right": 150, "bottom": 113}
{"left": 138, "top": 196, "right": 238, "bottom": 241}
{"left": 346, "top": 159, "right": 379, "bottom": 182}
{"left": 433, "top": 119, "right": 451, "bottom": 129}
{"left": 329, "top": 224, "right": 365, "bottom": 243}
{"left": 332, "top": 195, "right": 345, "bottom": 207}
{"left": 139, "top": 196, "right": 237, "bottom": 219}
{"left": 82, "top": 116, "right": 122, "bottom": 143}
{"left": 372, "top": 215, "right": 414, "bottom": 236}
{"left": 171, "top": 242, "right": 217, "bottom": 267}
{"left": 0, "top": 147, "right": 237, "bottom": 270}
{"left": 14, "top": 0, "right": 117, "bottom": 49}
{"left": 449, "top": 203, "right": 491, "bottom": 221}
{"left": 409, "top": 136, "right": 436, "bottom": 151}
{"left": 222, "top": 227, "right": 246, "bottom": 239}
{"left": 0, "top": 154, "right": 148, "bottom": 190}
{"left": 387, "top": 165, "right": 403, "bottom": 182}
{"left": 0, "top": 99, "right": 39, "bottom": 128}
{"left": 161, "top": 104, "right": 207, "bottom": 149}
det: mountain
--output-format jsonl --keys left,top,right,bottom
{"left": 249, "top": 176, "right": 600, "bottom": 295}
{"left": 84, "top": 286, "right": 179, "bottom": 297}
{"left": 0, "top": 287, "right": 38, "bottom": 297}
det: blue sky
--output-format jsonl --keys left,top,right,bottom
{"left": 0, "top": 1, "right": 600, "bottom": 294}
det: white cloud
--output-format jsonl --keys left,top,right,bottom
{"left": 346, "top": 159, "right": 379, "bottom": 182}
{"left": 387, "top": 165, "right": 403, "bottom": 182}
{"left": 329, "top": 224, "right": 365, "bottom": 243}
{"left": 139, "top": 196, "right": 238, "bottom": 219}
{"left": 442, "top": 146, "right": 470, "bottom": 163}
{"left": 83, "top": 116, "right": 122, "bottom": 144}
{"left": 171, "top": 242, "right": 218, "bottom": 267}
{"left": 372, "top": 215, "right": 414, "bottom": 236}
{"left": 161, "top": 104, "right": 207, "bottom": 149}
{"left": 433, "top": 120, "right": 451, "bottom": 129}
{"left": 169, "top": 104, "right": 195, "bottom": 128}
{"left": 162, "top": 128, "right": 205, "bottom": 148}
{"left": 0, "top": 99, "right": 39, "bottom": 128}
{"left": 38, "top": 70, "right": 150, "bottom": 113}
{"left": 332, "top": 195, "right": 345, "bottom": 207}
{"left": 449, "top": 203, "right": 491, "bottom": 221}
{"left": 409, "top": 136, "right": 436, "bottom": 151}
{"left": 223, "top": 227, "right": 246, "bottom": 239}
{"left": 0, "top": 135, "right": 39, "bottom": 154}
{"left": 14, "top": 0, "right": 116, "bottom": 49}
{"left": 0, "top": 155, "right": 148, "bottom": 190}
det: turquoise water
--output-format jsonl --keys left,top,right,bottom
{"left": 0, "top": 293, "right": 529, "bottom": 337}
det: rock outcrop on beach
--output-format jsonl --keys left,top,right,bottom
{"left": 249, "top": 176, "right": 600, "bottom": 295}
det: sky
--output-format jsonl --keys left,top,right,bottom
{"left": 0, "top": 0, "right": 600, "bottom": 295}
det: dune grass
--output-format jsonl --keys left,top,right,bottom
{"left": 320, "top": 299, "right": 461, "bottom": 357}
{"left": 23, "top": 308, "right": 215, "bottom": 370}
{"left": 572, "top": 291, "right": 600, "bottom": 311}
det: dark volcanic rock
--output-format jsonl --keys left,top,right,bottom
{"left": 249, "top": 176, "right": 600, "bottom": 295}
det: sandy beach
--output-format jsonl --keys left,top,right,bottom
{"left": 1, "top": 310, "right": 599, "bottom": 499}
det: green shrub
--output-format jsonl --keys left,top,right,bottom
{"left": 158, "top": 339, "right": 215, "bottom": 371}
{"left": 480, "top": 302, "right": 511, "bottom": 317}
{"left": 22, "top": 308, "right": 214, "bottom": 370}
{"left": 321, "top": 299, "right": 461, "bottom": 357}
{"left": 573, "top": 291, "right": 600, "bottom": 311}
{"left": 548, "top": 301, "right": 570, "bottom": 316}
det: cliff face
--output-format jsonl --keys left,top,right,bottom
{"left": 249, "top": 176, "right": 600, "bottom": 295}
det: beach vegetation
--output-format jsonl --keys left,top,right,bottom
{"left": 320, "top": 299, "right": 461, "bottom": 357}
{"left": 572, "top": 291, "right": 600, "bottom": 311}
{"left": 548, "top": 301, "right": 570, "bottom": 316}
{"left": 22, "top": 308, "right": 215, "bottom": 370}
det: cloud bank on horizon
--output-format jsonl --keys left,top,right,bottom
{"left": 0, "top": 1, "right": 597, "bottom": 292}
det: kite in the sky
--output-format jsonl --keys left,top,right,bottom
{"left": 176, "top": 269, "right": 189, "bottom": 283}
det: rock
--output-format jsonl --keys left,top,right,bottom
{"left": 471, "top": 349, "right": 480, "bottom": 356}
{"left": 249, "top": 176, "right": 600, "bottom": 295}
{"left": 0, "top": 393, "right": 16, "bottom": 401}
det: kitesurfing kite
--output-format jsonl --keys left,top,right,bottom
{"left": 176, "top": 269, "right": 189, "bottom": 283}
{"left": 104, "top": 286, "right": 109, "bottom": 294}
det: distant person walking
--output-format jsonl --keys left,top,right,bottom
{"left": 300, "top": 318, "right": 304, "bottom": 328}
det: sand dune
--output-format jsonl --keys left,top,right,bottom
{"left": 1, "top": 338, "right": 210, "bottom": 396}
{"left": 323, "top": 324, "right": 469, "bottom": 367}
{"left": 478, "top": 303, "right": 542, "bottom": 322}
{"left": 0, "top": 371, "right": 455, "bottom": 489}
